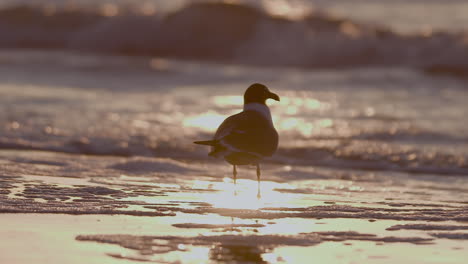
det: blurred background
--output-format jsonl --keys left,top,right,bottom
{"left": 0, "top": 0, "right": 467, "bottom": 175}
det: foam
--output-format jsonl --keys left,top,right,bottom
{"left": 2, "top": 166, "right": 466, "bottom": 222}
{"left": 387, "top": 224, "right": 468, "bottom": 231}
{"left": 0, "top": 2, "right": 467, "bottom": 74}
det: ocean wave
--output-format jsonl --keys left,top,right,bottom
{"left": 274, "top": 144, "right": 468, "bottom": 176}
{"left": 0, "top": 2, "right": 467, "bottom": 74}
{"left": 1, "top": 131, "right": 467, "bottom": 176}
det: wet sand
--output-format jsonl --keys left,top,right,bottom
{"left": 1, "top": 47, "right": 467, "bottom": 263}
{"left": 1, "top": 2, "right": 468, "bottom": 260}
{"left": 1, "top": 150, "right": 466, "bottom": 263}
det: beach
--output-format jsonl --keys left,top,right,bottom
{"left": 1, "top": 149, "right": 467, "bottom": 263}
{"left": 1, "top": 1, "right": 468, "bottom": 263}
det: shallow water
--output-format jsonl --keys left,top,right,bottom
{"left": 0, "top": 48, "right": 467, "bottom": 263}
{"left": 1, "top": 50, "right": 467, "bottom": 174}
{"left": 0, "top": 149, "right": 467, "bottom": 263}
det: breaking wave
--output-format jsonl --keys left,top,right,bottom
{"left": 0, "top": 2, "right": 467, "bottom": 76}
{"left": 1, "top": 128, "right": 467, "bottom": 176}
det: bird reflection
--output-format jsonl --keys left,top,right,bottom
{"left": 209, "top": 243, "right": 266, "bottom": 263}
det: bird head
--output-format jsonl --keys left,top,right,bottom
{"left": 244, "top": 83, "right": 280, "bottom": 105}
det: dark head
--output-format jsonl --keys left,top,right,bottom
{"left": 244, "top": 83, "right": 280, "bottom": 105}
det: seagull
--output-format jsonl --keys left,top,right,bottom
{"left": 194, "top": 83, "right": 280, "bottom": 197}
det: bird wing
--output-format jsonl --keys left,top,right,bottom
{"left": 213, "top": 110, "right": 278, "bottom": 157}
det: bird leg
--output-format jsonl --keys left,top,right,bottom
{"left": 233, "top": 165, "right": 237, "bottom": 185}
{"left": 256, "top": 164, "right": 261, "bottom": 199}
{"left": 233, "top": 165, "right": 238, "bottom": 196}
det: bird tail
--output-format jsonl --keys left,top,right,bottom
{"left": 193, "top": 140, "right": 217, "bottom": 146}
{"left": 194, "top": 140, "right": 227, "bottom": 158}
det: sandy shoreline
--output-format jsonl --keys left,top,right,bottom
{"left": 1, "top": 150, "right": 467, "bottom": 263}
{"left": 1, "top": 3, "right": 467, "bottom": 260}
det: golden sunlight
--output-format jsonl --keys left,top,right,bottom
{"left": 183, "top": 111, "right": 225, "bottom": 132}
{"left": 196, "top": 178, "right": 298, "bottom": 210}
{"left": 262, "top": 0, "right": 311, "bottom": 19}
{"left": 139, "top": 2, "right": 157, "bottom": 16}
{"left": 100, "top": 3, "right": 119, "bottom": 17}
{"left": 277, "top": 117, "right": 314, "bottom": 137}
{"left": 206, "top": 94, "right": 332, "bottom": 137}
{"left": 212, "top": 95, "right": 243, "bottom": 107}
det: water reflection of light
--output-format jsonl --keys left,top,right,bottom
{"left": 318, "top": 118, "right": 333, "bottom": 128}
{"left": 285, "top": 105, "right": 298, "bottom": 115}
{"left": 100, "top": 3, "right": 119, "bottom": 16}
{"left": 139, "top": 2, "right": 157, "bottom": 16}
{"left": 212, "top": 95, "right": 243, "bottom": 107}
{"left": 132, "top": 119, "right": 150, "bottom": 129}
{"left": 186, "top": 94, "right": 333, "bottom": 136}
{"left": 183, "top": 111, "right": 225, "bottom": 132}
{"left": 185, "top": 247, "right": 210, "bottom": 263}
{"left": 306, "top": 98, "right": 321, "bottom": 109}
{"left": 209, "top": 93, "right": 333, "bottom": 137}
{"left": 262, "top": 0, "right": 311, "bottom": 19}
{"left": 198, "top": 178, "right": 297, "bottom": 210}
{"left": 278, "top": 117, "right": 314, "bottom": 137}
{"left": 262, "top": 252, "right": 286, "bottom": 263}
{"left": 280, "top": 118, "right": 299, "bottom": 130}
{"left": 277, "top": 95, "right": 329, "bottom": 110}
{"left": 177, "top": 244, "right": 187, "bottom": 251}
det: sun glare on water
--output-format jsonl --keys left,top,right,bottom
{"left": 183, "top": 94, "right": 331, "bottom": 137}
{"left": 262, "top": 0, "right": 312, "bottom": 19}
{"left": 193, "top": 178, "right": 298, "bottom": 210}
{"left": 182, "top": 111, "right": 225, "bottom": 132}
{"left": 182, "top": 95, "right": 243, "bottom": 132}
{"left": 212, "top": 95, "right": 243, "bottom": 107}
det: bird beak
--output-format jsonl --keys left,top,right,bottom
{"left": 268, "top": 92, "right": 280, "bottom": 101}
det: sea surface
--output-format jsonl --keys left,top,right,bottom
{"left": 0, "top": 1, "right": 467, "bottom": 263}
